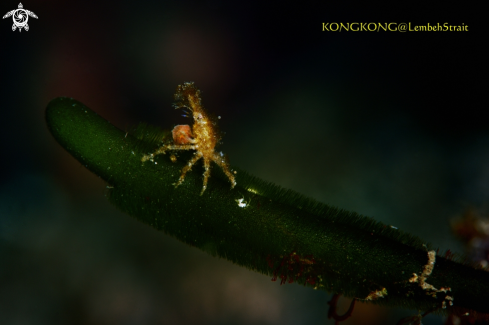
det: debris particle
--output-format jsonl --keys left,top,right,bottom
{"left": 236, "top": 198, "right": 247, "bottom": 208}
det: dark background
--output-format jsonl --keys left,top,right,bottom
{"left": 0, "top": 1, "right": 485, "bottom": 324}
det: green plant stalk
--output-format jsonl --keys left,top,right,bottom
{"left": 46, "top": 97, "right": 489, "bottom": 317}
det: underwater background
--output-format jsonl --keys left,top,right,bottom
{"left": 0, "top": 1, "right": 484, "bottom": 324}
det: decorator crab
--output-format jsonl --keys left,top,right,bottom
{"left": 142, "top": 82, "right": 236, "bottom": 195}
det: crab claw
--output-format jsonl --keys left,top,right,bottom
{"left": 172, "top": 125, "right": 194, "bottom": 145}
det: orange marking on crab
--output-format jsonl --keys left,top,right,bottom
{"left": 172, "top": 125, "right": 194, "bottom": 145}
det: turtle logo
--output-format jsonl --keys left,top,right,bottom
{"left": 3, "top": 3, "right": 38, "bottom": 32}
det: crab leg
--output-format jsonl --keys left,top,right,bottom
{"left": 201, "top": 158, "right": 212, "bottom": 195}
{"left": 142, "top": 144, "right": 198, "bottom": 162}
{"left": 175, "top": 151, "right": 203, "bottom": 187}
{"left": 212, "top": 152, "right": 236, "bottom": 188}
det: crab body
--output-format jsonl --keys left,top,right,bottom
{"left": 142, "top": 82, "right": 236, "bottom": 195}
